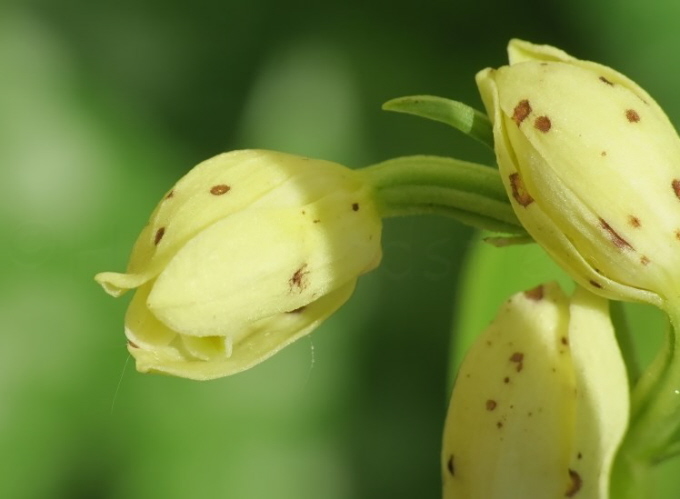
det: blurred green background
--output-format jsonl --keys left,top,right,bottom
{"left": 3, "top": 0, "right": 680, "bottom": 497}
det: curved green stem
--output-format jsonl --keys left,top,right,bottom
{"left": 360, "top": 155, "right": 525, "bottom": 234}
{"left": 611, "top": 303, "right": 680, "bottom": 498}
{"left": 610, "top": 454, "right": 653, "bottom": 499}
{"left": 624, "top": 312, "right": 678, "bottom": 462}
{"left": 610, "top": 301, "right": 643, "bottom": 388}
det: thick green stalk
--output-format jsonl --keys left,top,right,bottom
{"left": 360, "top": 155, "right": 525, "bottom": 235}
{"left": 611, "top": 304, "right": 680, "bottom": 498}
{"left": 610, "top": 301, "right": 643, "bottom": 388}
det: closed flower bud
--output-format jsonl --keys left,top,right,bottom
{"left": 442, "top": 283, "right": 628, "bottom": 499}
{"left": 476, "top": 40, "right": 680, "bottom": 307}
{"left": 95, "top": 149, "right": 382, "bottom": 380}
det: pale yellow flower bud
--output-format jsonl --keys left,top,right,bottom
{"left": 476, "top": 40, "right": 680, "bottom": 307}
{"left": 442, "top": 283, "right": 628, "bottom": 499}
{"left": 96, "top": 150, "right": 382, "bottom": 380}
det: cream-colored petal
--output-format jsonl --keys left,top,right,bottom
{"left": 124, "top": 282, "right": 178, "bottom": 350}
{"left": 507, "top": 38, "right": 574, "bottom": 64}
{"left": 493, "top": 59, "right": 680, "bottom": 300}
{"left": 442, "top": 283, "right": 575, "bottom": 499}
{"left": 131, "top": 281, "right": 355, "bottom": 380}
{"left": 148, "top": 193, "right": 380, "bottom": 338}
{"left": 566, "top": 287, "right": 629, "bottom": 498}
{"left": 476, "top": 65, "right": 661, "bottom": 306}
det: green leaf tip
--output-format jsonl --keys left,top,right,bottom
{"left": 382, "top": 95, "right": 493, "bottom": 148}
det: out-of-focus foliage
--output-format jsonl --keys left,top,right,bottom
{"left": 3, "top": 0, "right": 680, "bottom": 497}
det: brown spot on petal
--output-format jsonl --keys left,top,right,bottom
{"left": 534, "top": 116, "right": 552, "bottom": 132}
{"left": 512, "top": 99, "right": 532, "bottom": 125}
{"left": 641, "top": 255, "right": 650, "bottom": 266}
{"left": 127, "top": 340, "right": 139, "bottom": 348}
{"left": 600, "top": 151, "right": 607, "bottom": 157}
{"left": 496, "top": 421, "right": 504, "bottom": 429}
{"left": 486, "top": 400, "right": 497, "bottom": 411}
{"left": 154, "top": 227, "right": 165, "bottom": 245}
{"left": 599, "top": 76, "right": 614, "bottom": 86}
{"left": 504, "top": 376, "right": 510, "bottom": 384}
{"left": 289, "top": 264, "right": 309, "bottom": 292}
{"left": 566, "top": 469, "right": 583, "bottom": 497}
{"left": 672, "top": 180, "right": 680, "bottom": 200}
{"left": 589, "top": 280, "right": 603, "bottom": 289}
{"left": 628, "top": 215, "right": 641, "bottom": 228}
{"left": 524, "top": 285, "right": 544, "bottom": 301}
{"left": 599, "top": 218, "right": 634, "bottom": 251}
{"left": 626, "top": 109, "right": 640, "bottom": 123}
{"left": 447, "top": 455, "right": 455, "bottom": 476}
{"left": 165, "top": 190, "right": 175, "bottom": 199}
{"left": 210, "top": 184, "right": 231, "bottom": 195}
{"left": 510, "top": 352, "right": 524, "bottom": 372}
{"left": 352, "top": 202, "right": 360, "bottom": 211}
{"left": 509, "top": 172, "right": 534, "bottom": 207}
{"left": 561, "top": 337, "right": 569, "bottom": 346}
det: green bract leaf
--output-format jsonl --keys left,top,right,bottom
{"left": 382, "top": 95, "right": 493, "bottom": 148}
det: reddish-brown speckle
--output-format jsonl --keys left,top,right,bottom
{"left": 447, "top": 455, "right": 455, "bottom": 476}
{"left": 512, "top": 99, "right": 532, "bottom": 125}
{"left": 210, "top": 184, "right": 231, "bottom": 195}
{"left": 599, "top": 218, "right": 634, "bottom": 251}
{"left": 534, "top": 116, "right": 552, "bottom": 132}
{"left": 524, "top": 285, "right": 544, "bottom": 301}
{"left": 561, "top": 337, "right": 569, "bottom": 346}
{"left": 626, "top": 109, "right": 640, "bottom": 123}
{"left": 352, "top": 202, "right": 360, "bottom": 211}
{"left": 509, "top": 172, "right": 534, "bottom": 207}
{"left": 589, "top": 280, "right": 603, "bottom": 289}
{"left": 599, "top": 76, "right": 614, "bottom": 86}
{"left": 503, "top": 376, "right": 510, "bottom": 384}
{"left": 486, "top": 400, "right": 497, "bottom": 411}
{"left": 127, "top": 340, "right": 139, "bottom": 348}
{"left": 672, "top": 180, "right": 680, "bottom": 200}
{"left": 628, "top": 215, "right": 641, "bottom": 228}
{"left": 154, "top": 227, "right": 165, "bottom": 245}
{"left": 289, "top": 264, "right": 309, "bottom": 292}
{"left": 641, "top": 256, "right": 651, "bottom": 265}
{"left": 496, "top": 421, "right": 504, "bottom": 429}
{"left": 510, "top": 352, "right": 524, "bottom": 372}
{"left": 165, "top": 190, "right": 175, "bottom": 199}
{"left": 566, "top": 469, "right": 583, "bottom": 497}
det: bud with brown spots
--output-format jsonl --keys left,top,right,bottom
{"left": 476, "top": 39, "right": 680, "bottom": 307}
{"left": 95, "top": 150, "right": 382, "bottom": 380}
{"left": 442, "top": 283, "right": 628, "bottom": 499}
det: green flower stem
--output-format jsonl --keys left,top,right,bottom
{"left": 610, "top": 301, "right": 643, "bottom": 388}
{"left": 610, "top": 453, "right": 653, "bottom": 499}
{"left": 360, "top": 155, "right": 525, "bottom": 234}
{"left": 612, "top": 305, "right": 680, "bottom": 498}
